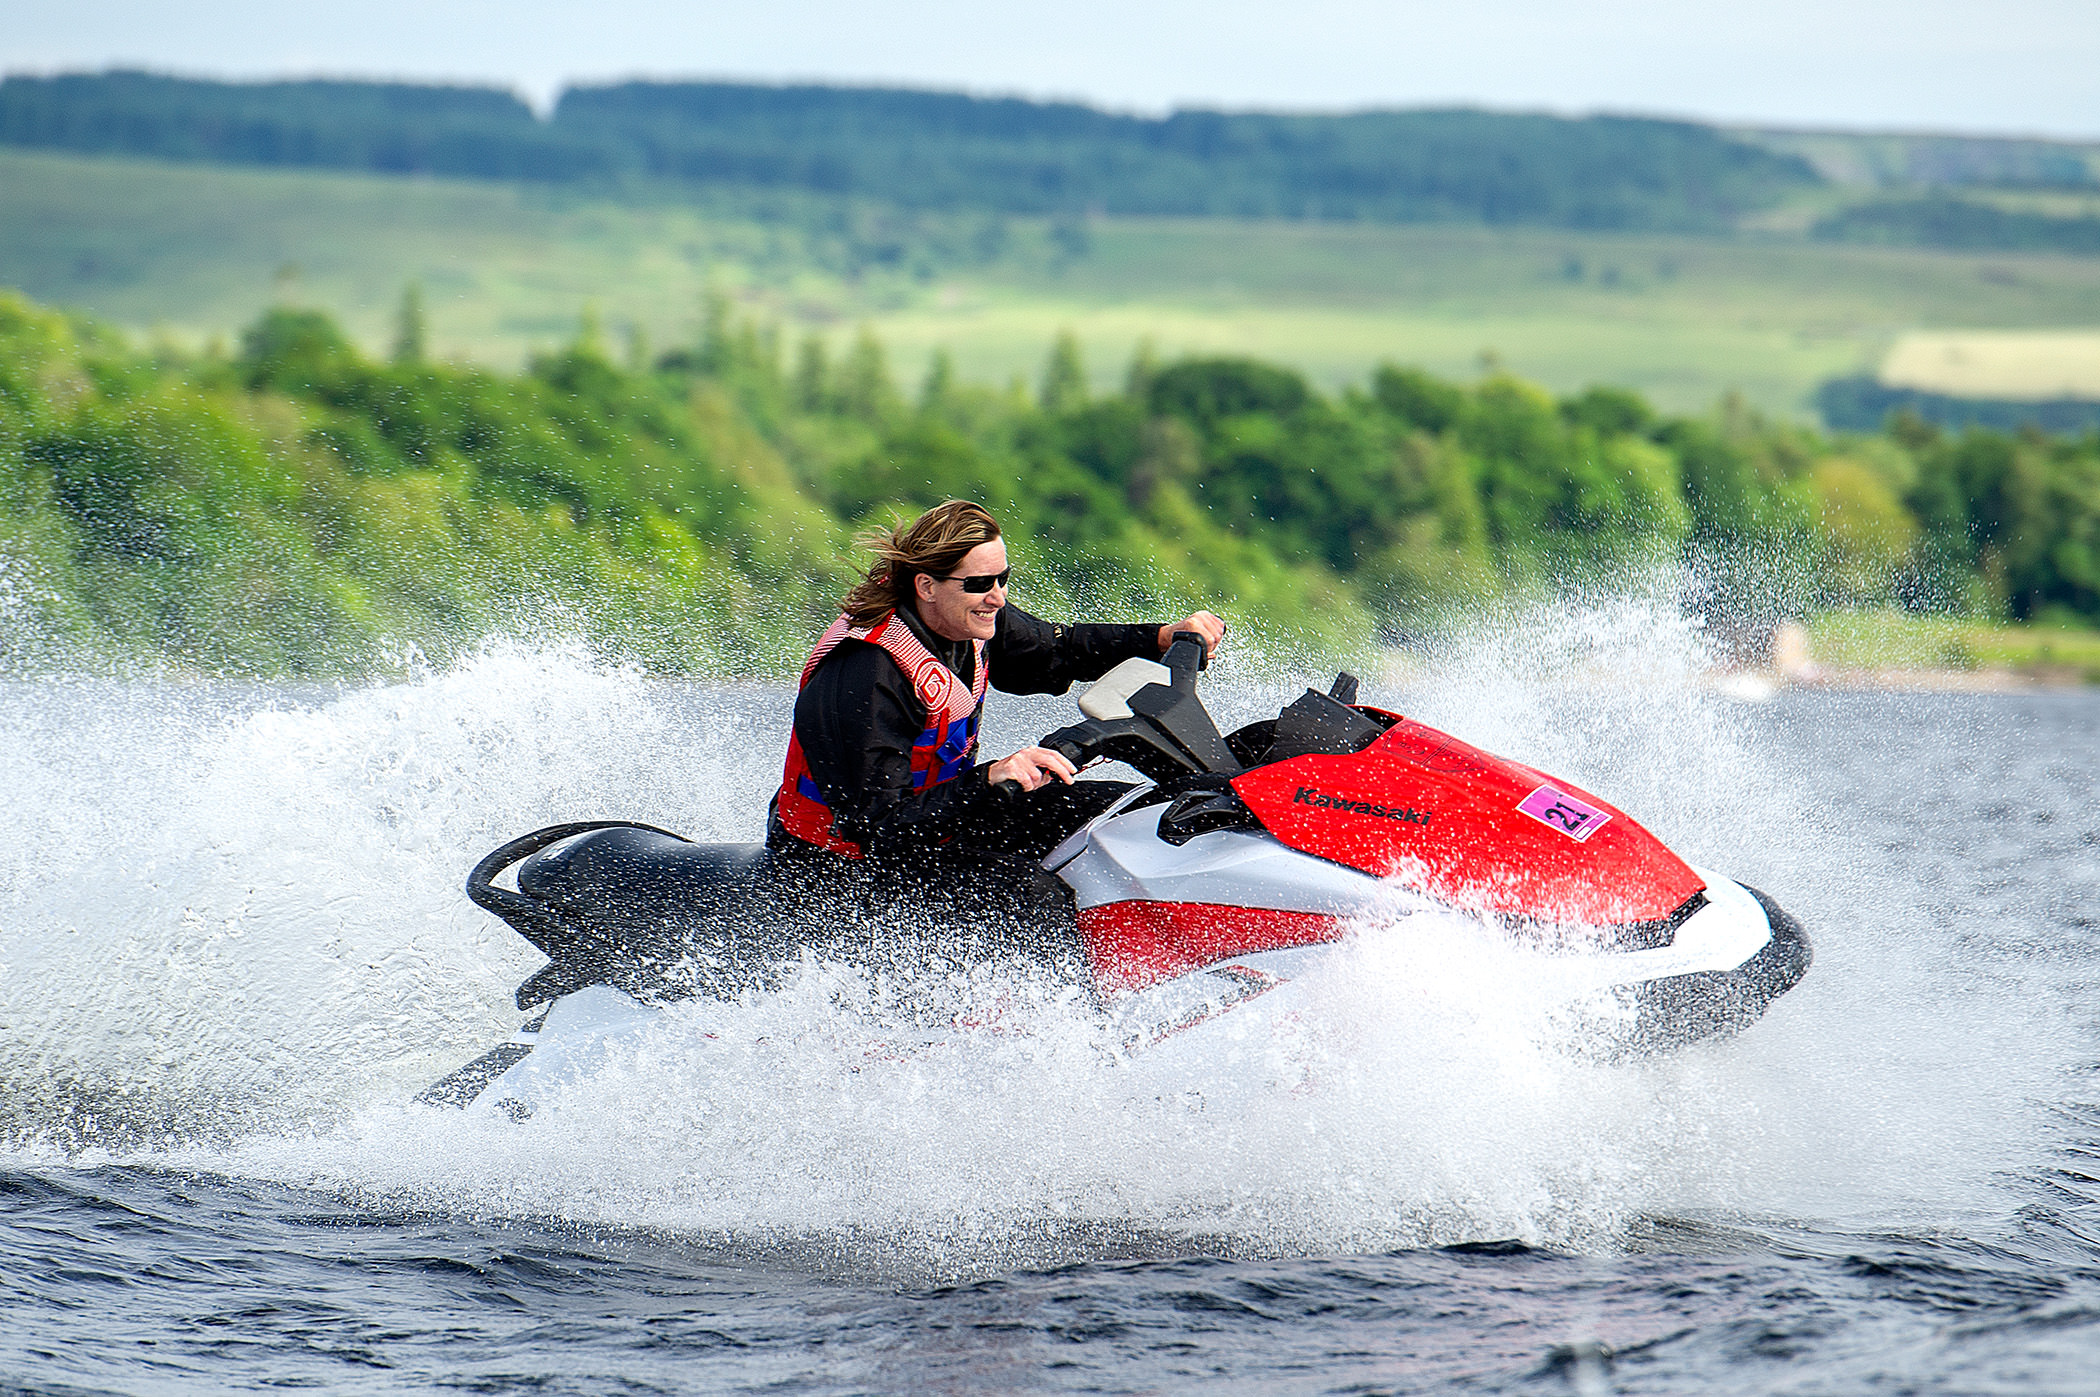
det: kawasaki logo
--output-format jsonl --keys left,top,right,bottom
{"left": 1293, "top": 786, "right": 1431, "bottom": 825}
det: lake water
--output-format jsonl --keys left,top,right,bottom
{"left": 2, "top": 606, "right": 2096, "bottom": 1394}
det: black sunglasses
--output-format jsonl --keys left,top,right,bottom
{"left": 937, "top": 567, "right": 1012, "bottom": 594}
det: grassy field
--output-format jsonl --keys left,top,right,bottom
{"left": 1880, "top": 329, "right": 2100, "bottom": 398}
{"left": 1807, "top": 609, "right": 2100, "bottom": 682}
{"left": 864, "top": 221, "right": 2100, "bottom": 414}
{"left": 8, "top": 147, "right": 2100, "bottom": 415}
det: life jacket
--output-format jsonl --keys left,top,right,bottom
{"left": 775, "top": 610, "right": 991, "bottom": 857}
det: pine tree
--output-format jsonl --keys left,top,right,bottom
{"left": 793, "top": 335, "right": 830, "bottom": 413}
{"left": 1124, "top": 337, "right": 1159, "bottom": 402}
{"left": 1040, "top": 330, "right": 1087, "bottom": 414}
{"left": 838, "top": 327, "right": 898, "bottom": 423}
{"left": 919, "top": 348, "right": 956, "bottom": 416}
{"left": 391, "top": 282, "right": 427, "bottom": 364}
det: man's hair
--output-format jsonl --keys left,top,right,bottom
{"left": 840, "top": 500, "right": 1002, "bottom": 624}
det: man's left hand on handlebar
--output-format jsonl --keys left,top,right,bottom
{"left": 1158, "top": 611, "right": 1228, "bottom": 661}
{"left": 987, "top": 745, "right": 1077, "bottom": 792}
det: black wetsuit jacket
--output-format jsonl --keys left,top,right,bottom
{"left": 772, "top": 603, "right": 1162, "bottom": 861}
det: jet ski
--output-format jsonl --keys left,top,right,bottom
{"left": 422, "top": 635, "right": 1810, "bottom": 1113}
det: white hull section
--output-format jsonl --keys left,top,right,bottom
{"left": 458, "top": 874, "right": 1779, "bottom": 1118}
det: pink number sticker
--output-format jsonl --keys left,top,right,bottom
{"left": 1517, "top": 784, "right": 1612, "bottom": 842}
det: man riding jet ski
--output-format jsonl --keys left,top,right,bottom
{"left": 769, "top": 499, "right": 1227, "bottom": 934}
{"left": 422, "top": 505, "right": 1810, "bottom": 1112}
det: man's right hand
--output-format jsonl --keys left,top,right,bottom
{"left": 1159, "top": 611, "right": 1227, "bottom": 660}
{"left": 987, "top": 746, "right": 1077, "bottom": 792}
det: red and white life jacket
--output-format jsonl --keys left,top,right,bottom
{"left": 775, "top": 611, "right": 991, "bottom": 857}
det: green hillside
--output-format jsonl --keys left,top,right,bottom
{"left": 3, "top": 287, "right": 2095, "bottom": 683}
{"left": 9, "top": 148, "right": 2100, "bottom": 419}
{"left": 18, "top": 70, "right": 2100, "bottom": 260}
{"left": 1736, "top": 127, "right": 2100, "bottom": 193}
{"left": 1, "top": 71, "right": 1816, "bottom": 231}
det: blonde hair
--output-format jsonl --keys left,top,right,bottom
{"left": 840, "top": 500, "right": 1002, "bottom": 625}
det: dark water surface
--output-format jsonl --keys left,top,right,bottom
{"left": 3, "top": 645, "right": 2096, "bottom": 1394}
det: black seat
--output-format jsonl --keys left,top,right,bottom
{"left": 507, "top": 827, "right": 815, "bottom": 1007}
{"left": 492, "top": 821, "right": 1091, "bottom": 1010}
{"left": 519, "top": 827, "right": 773, "bottom": 927}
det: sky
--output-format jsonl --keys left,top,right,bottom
{"left": 5, "top": 0, "right": 2099, "bottom": 140}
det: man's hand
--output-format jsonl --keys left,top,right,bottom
{"left": 1159, "top": 611, "right": 1228, "bottom": 660}
{"left": 987, "top": 746, "right": 1078, "bottom": 792}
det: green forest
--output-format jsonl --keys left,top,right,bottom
{"left": 2, "top": 287, "right": 2095, "bottom": 679}
{"left": 0, "top": 71, "right": 1816, "bottom": 232}
{"left": 11, "top": 71, "right": 2100, "bottom": 258}
{"left": 1814, "top": 196, "right": 2100, "bottom": 257}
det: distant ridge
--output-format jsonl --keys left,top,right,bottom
{"left": 0, "top": 70, "right": 598, "bottom": 180}
{"left": 1733, "top": 126, "right": 2100, "bottom": 190}
{"left": 0, "top": 69, "right": 1818, "bottom": 233}
{"left": 1817, "top": 378, "right": 2100, "bottom": 435}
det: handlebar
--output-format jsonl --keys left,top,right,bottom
{"left": 990, "top": 736, "right": 1090, "bottom": 801}
{"left": 990, "top": 635, "right": 1232, "bottom": 796}
{"left": 1167, "top": 630, "right": 1209, "bottom": 672}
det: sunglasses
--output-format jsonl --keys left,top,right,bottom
{"left": 937, "top": 567, "right": 1012, "bottom": 594}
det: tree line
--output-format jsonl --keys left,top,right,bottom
{"left": 1814, "top": 195, "right": 2100, "bottom": 256}
{"left": 17, "top": 73, "right": 2100, "bottom": 255}
{"left": 1, "top": 287, "right": 2095, "bottom": 678}
{"left": 0, "top": 71, "right": 1816, "bottom": 232}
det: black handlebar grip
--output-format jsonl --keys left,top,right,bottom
{"left": 1170, "top": 630, "right": 1210, "bottom": 671}
{"left": 992, "top": 778, "right": 1024, "bottom": 801}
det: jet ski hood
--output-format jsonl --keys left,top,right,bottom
{"left": 1234, "top": 714, "right": 1703, "bottom": 926}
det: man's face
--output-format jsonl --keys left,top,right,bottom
{"left": 913, "top": 538, "right": 1009, "bottom": 643}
